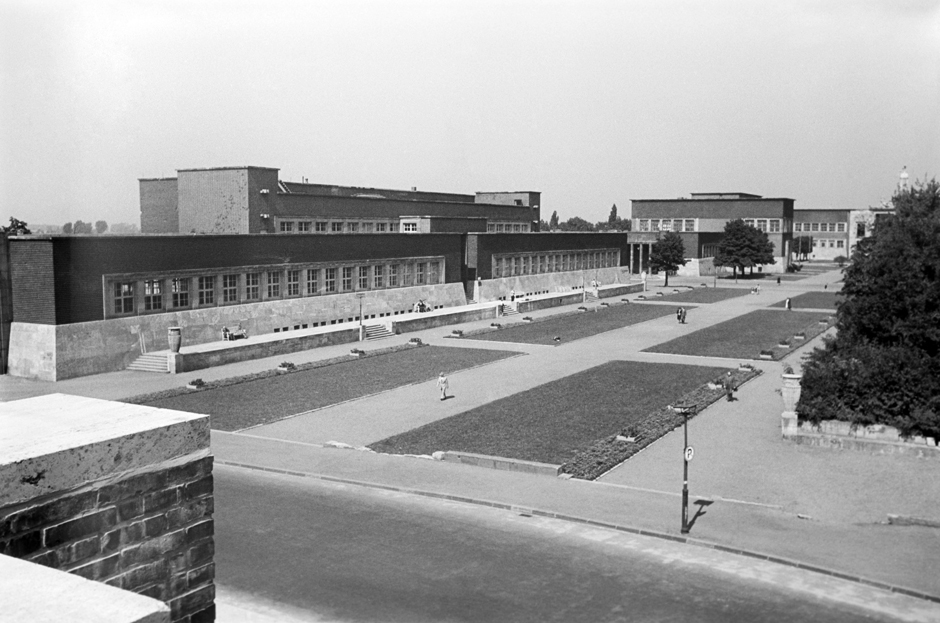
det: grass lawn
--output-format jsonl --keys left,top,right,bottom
{"left": 641, "top": 287, "right": 747, "bottom": 304}
{"left": 141, "top": 346, "right": 520, "bottom": 431}
{"left": 461, "top": 303, "right": 674, "bottom": 346}
{"left": 643, "top": 309, "right": 831, "bottom": 359}
{"left": 770, "top": 291, "right": 843, "bottom": 310}
{"left": 369, "top": 360, "right": 726, "bottom": 465}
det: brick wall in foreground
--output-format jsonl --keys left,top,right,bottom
{"left": 0, "top": 456, "right": 215, "bottom": 623}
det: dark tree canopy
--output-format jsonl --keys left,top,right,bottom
{"left": 549, "top": 211, "right": 559, "bottom": 230}
{"left": 95, "top": 220, "right": 108, "bottom": 234}
{"left": 557, "top": 216, "right": 594, "bottom": 232}
{"left": 793, "top": 235, "right": 814, "bottom": 261}
{"left": 72, "top": 220, "right": 93, "bottom": 234}
{"left": 714, "top": 219, "right": 775, "bottom": 277}
{"left": 62, "top": 222, "right": 73, "bottom": 234}
{"left": 2, "top": 217, "right": 31, "bottom": 236}
{"left": 608, "top": 204, "right": 618, "bottom": 224}
{"left": 799, "top": 178, "right": 940, "bottom": 440}
{"left": 649, "top": 231, "right": 687, "bottom": 287}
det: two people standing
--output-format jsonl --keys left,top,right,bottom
{"left": 676, "top": 307, "right": 687, "bottom": 324}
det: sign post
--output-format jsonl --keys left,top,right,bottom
{"left": 677, "top": 404, "right": 697, "bottom": 534}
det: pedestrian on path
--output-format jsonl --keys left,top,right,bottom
{"left": 785, "top": 297, "right": 792, "bottom": 311}
{"left": 437, "top": 371, "right": 449, "bottom": 401}
{"left": 777, "top": 276, "right": 781, "bottom": 285}
{"left": 680, "top": 308, "right": 687, "bottom": 324}
{"left": 676, "top": 307, "right": 683, "bottom": 323}
{"left": 723, "top": 371, "right": 735, "bottom": 402}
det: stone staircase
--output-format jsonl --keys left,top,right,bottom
{"left": 500, "top": 304, "right": 521, "bottom": 316}
{"left": 127, "top": 352, "right": 169, "bottom": 373}
{"left": 583, "top": 291, "right": 600, "bottom": 303}
{"left": 364, "top": 324, "right": 394, "bottom": 341}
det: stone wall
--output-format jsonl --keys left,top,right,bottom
{"left": 783, "top": 417, "right": 940, "bottom": 460}
{"left": 0, "top": 395, "right": 215, "bottom": 623}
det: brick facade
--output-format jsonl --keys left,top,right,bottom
{"left": 0, "top": 456, "right": 215, "bottom": 623}
{"left": 9, "top": 238, "right": 56, "bottom": 324}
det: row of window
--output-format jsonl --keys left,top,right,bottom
{"left": 487, "top": 222, "right": 532, "bottom": 233}
{"left": 794, "top": 222, "right": 846, "bottom": 233}
{"left": 492, "top": 249, "right": 619, "bottom": 278}
{"left": 813, "top": 239, "right": 845, "bottom": 249}
{"left": 637, "top": 219, "right": 697, "bottom": 233}
{"left": 277, "top": 219, "right": 399, "bottom": 233}
{"left": 741, "top": 219, "right": 783, "bottom": 233}
{"left": 109, "top": 259, "right": 444, "bottom": 317}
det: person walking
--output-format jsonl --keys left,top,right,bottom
{"left": 785, "top": 297, "right": 792, "bottom": 311}
{"left": 437, "top": 371, "right": 449, "bottom": 401}
{"left": 777, "top": 276, "right": 781, "bottom": 285}
{"left": 723, "top": 371, "right": 735, "bottom": 402}
{"left": 676, "top": 307, "right": 683, "bottom": 323}
{"left": 680, "top": 308, "right": 687, "bottom": 324}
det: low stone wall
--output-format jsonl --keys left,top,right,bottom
{"left": 481, "top": 267, "right": 629, "bottom": 302}
{"left": 440, "top": 451, "right": 562, "bottom": 477}
{"left": 783, "top": 418, "right": 940, "bottom": 460}
{"left": 597, "top": 283, "right": 644, "bottom": 299}
{"left": 391, "top": 305, "right": 498, "bottom": 334}
{"left": 170, "top": 327, "right": 360, "bottom": 373}
{"left": 0, "top": 395, "right": 215, "bottom": 623}
{"left": 514, "top": 293, "right": 584, "bottom": 314}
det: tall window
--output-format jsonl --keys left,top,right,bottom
{"left": 298, "top": 221, "right": 311, "bottom": 233}
{"left": 639, "top": 220, "right": 650, "bottom": 232}
{"left": 837, "top": 223, "right": 846, "bottom": 232}
{"left": 171, "top": 278, "right": 189, "bottom": 308}
{"left": 388, "top": 264, "right": 398, "bottom": 287}
{"left": 769, "top": 219, "right": 781, "bottom": 233}
{"left": 266, "top": 271, "right": 281, "bottom": 298}
{"left": 342, "top": 267, "right": 353, "bottom": 291}
{"left": 376, "top": 222, "right": 388, "bottom": 233}
{"left": 684, "top": 219, "right": 695, "bottom": 232}
{"left": 358, "top": 266, "right": 369, "bottom": 289}
{"left": 324, "top": 268, "right": 336, "bottom": 293}
{"left": 795, "top": 223, "right": 802, "bottom": 232}
{"left": 315, "top": 222, "right": 328, "bottom": 233}
{"left": 661, "top": 219, "right": 672, "bottom": 232}
{"left": 331, "top": 222, "right": 344, "bottom": 233}
{"left": 756, "top": 220, "right": 768, "bottom": 232}
{"left": 374, "top": 265, "right": 384, "bottom": 288}
{"left": 279, "top": 221, "right": 294, "bottom": 233}
{"left": 114, "top": 282, "right": 134, "bottom": 314}
{"left": 347, "top": 222, "right": 359, "bottom": 233}
{"left": 429, "top": 261, "right": 440, "bottom": 283}
{"left": 651, "top": 220, "right": 660, "bottom": 232}
{"left": 306, "top": 268, "right": 319, "bottom": 295}
{"left": 403, "top": 263, "right": 413, "bottom": 286}
{"left": 287, "top": 269, "right": 300, "bottom": 296}
{"left": 245, "top": 273, "right": 260, "bottom": 300}
{"left": 222, "top": 274, "right": 238, "bottom": 303}
{"left": 811, "top": 223, "right": 820, "bottom": 232}
{"left": 144, "top": 280, "right": 162, "bottom": 311}
{"left": 198, "top": 276, "right": 215, "bottom": 306}
{"left": 416, "top": 262, "right": 426, "bottom": 284}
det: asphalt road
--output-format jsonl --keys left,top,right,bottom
{"left": 214, "top": 464, "right": 902, "bottom": 623}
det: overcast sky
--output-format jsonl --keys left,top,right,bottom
{"left": 2, "top": 0, "right": 938, "bottom": 228}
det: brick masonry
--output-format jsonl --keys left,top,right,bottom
{"left": 0, "top": 456, "right": 215, "bottom": 623}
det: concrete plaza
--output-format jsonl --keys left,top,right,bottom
{"left": 3, "top": 264, "right": 939, "bottom": 617}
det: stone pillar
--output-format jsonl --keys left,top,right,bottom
{"left": 781, "top": 411, "right": 799, "bottom": 437}
{"left": 0, "top": 394, "right": 215, "bottom": 623}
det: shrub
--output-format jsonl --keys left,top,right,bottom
{"left": 278, "top": 361, "right": 296, "bottom": 370}
{"left": 834, "top": 255, "right": 848, "bottom": 267}
{"left": 187, "top": 378, "right": 206, "bottom": 388}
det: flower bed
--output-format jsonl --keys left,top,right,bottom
{"left": 559, "top": 368, "right": 762, "bottom": 480}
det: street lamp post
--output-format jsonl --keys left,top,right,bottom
{"left": 356, "top": 292, "right": 366, "bottom": 342}
{"left": 678, "top": 403, "right": 696, "bottom": 534}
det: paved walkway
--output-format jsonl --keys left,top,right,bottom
{"left": 5, "top": 264, "right": 940, "bottom": 611}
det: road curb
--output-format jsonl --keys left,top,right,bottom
{"left": 215, "top": 458, "right": 940, "bottom": 605}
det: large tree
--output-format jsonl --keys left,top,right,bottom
{"left": 72, "top": 220, "right": 93, "bottom": 234}
{"left": 649, "top": 231, "right": 687, "bottom": 287}
{"left": 557, "top": 216, "right": 594, "bottom": 232}
{"left": 62, "top": 222, "right": 73, "bottom": 234}
{"left": 95, "top": 220, "right": 108, "bottom": 234}
{"left": 714, "top": 219, "right": 775, "bottom": 278}
{"left": 1, "top": 217, "right": 31, "bottom": 236}
{"left": 548, "top": 211, "right": 560, "bottom": 230}
{"left": 793, "top": 235, "right": 814, "bottom": 261}
{"left": 798, "top": 178, "right": 940, "bottom": 440}
{"left": 607, "top": 203, "right": 618, "bottom": 225}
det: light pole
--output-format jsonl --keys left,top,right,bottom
{"left": 356, "top": 292, "right": 366, "bottom": 342}
{"left": 677, "top": 403, "right": 696, "bottom": 534}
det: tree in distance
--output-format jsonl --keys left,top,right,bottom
{"left": 649, "top": 231, "right": 687, "bottom": 287}
{"left": 72, "top": 220, "right": 93, "bottom": 234}
{"left": 62, "top": 222, "right": 73, "bottom": 234}
{"left": 95, "top": 220, "right": 108, "bottom": 234}
{"left": 799, "top": 178, "right": 940, "bottom": 440}
{"left": 2, "top": 217, "right": 31, "bottom": 236}
{"left": 557, "top": 216, "right": 594, "bottom": 232}
{"left": 549, "top": 211, "right": 560, "bottom": 230}
{"left": 714, "top": 219, "right": 775, "bottom": 279}
{"left": 793, "top": 235, "right": 814, "bottom": 261}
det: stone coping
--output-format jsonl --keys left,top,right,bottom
{"left": 1, "top": 394, "right": 209, "bottom": 507}
{"left": 0, "top": 553, "right": 170, "bottom": 623}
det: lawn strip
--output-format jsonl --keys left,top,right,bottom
{"left": 642, "top": 309, "right": 834, "bottom": 360}
{"left": 635, "top": 287, "right": 748, "bottom": 305}
{"left": 769, "top": 291, "right": 843, "bottom": 310}
{"left": 132, "top": 344, "right": 521, "bottom": 431}
{"left": 369, "top": 361, "right": 752, "bottom": 468}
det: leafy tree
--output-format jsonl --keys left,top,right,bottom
{"left": 549, "top": 211, "right": 559, "bottom": 230}
{"left": 798, "top": 178, "right": 940, "bottom": 440}
{"left": 72, "top": 220, "right": 93, "bottom": 234}
{"left": 557, "top": 216, "right": 594, "bottom": 232}
{"left": 95, "top": 220, "right": 108, "bottom": 234}
{"left": 109, "top": 222, "right": 140, "bottom": 235}
{"left": 608, "top": 204, "right": 618, "bottom": 225}
{"left": 62, "top": 222, "right": 73, "bottom": 234}
{"left": 1, "top": 217, "right": 31, "bottom": 236}
{"left": 793, "top": 236, "right": 814, "bottom": 261}
{"left": 649, "top": 231, "right": 687, "bottom": 287}
{"left": 714, "top": 219, "right": 775, "bottom": 278}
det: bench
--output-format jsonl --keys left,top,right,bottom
{"left": 222, "top": 325, "right": 248, "bottom": 341}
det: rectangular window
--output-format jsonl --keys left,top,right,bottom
{"left": 266, "top": 272, "right": 281, "bottom": 298}
{"left": 403, "top": 223, "right": 418, "bottom": 232}
{"left": 331, "top": 222, "right": 344, "bottom": 233}
{"left": 639, "top": 219, "right": 650, "bottom": 232}
{"left": 298, "top": 221, "right": 311, "bottom": 233}
{"left": 376, "top": 222, "right": 387, "bottom": 233}
{"left": 342, "top": 267, "right": 353, "bottom": 291}
{"left": 837, "top": 240, "right": 844, "bottom": 248}
{"left": 513, "top": 224, "right": 522, "bottom": 232}
{"left": 811, "top": 222, "right": 820, "bottom": 232}
{"left": 416, "top": 262, "right": 426, "bottom": 284}
{"left": 306, "top": 269, "right": 319, "bottom": 295}
{"left": 837, "top": 223, "right": 846, "bottom": 232}
{"left": 222, "top": 274, "right": 238, "bottom": 303}
{"left": 403, "top": 263, "right": 413, "bottom": 286}
{"left": 324, "top": 268, "right": 336, "bottom": 292}
{"left": 388, "top": 264, "right": 398, "bottom": 287}
{"left": 245, "top": 273, "right": 260, "bottom": 300}
{"left": 429, "top": 261, "right": 440, "bottom": 283}
{"left": 348, "top": 222, "right": 359, "bottom": 233}
{"left": 795, "top": 223, "right": 802, "bottom": 232}
{"left": 660, "top": 219, "right": 672, "bottom": 232}
{"left": 829, "top": 223, "right": 837, "bottom": 232}
{"left": 769, "top": 219, "right": 781, "bottom": 233}
{"left": 744, "top": 219, "right": 755, "bottom": 227}
{"left": 198, "top": 276, "right": 215, "bottom": 306}
{"left": 756, "top": 219, "right": 768, "bottom": 232}
{"left": 315, "top": 221, "right": 328, "bottom": 233}
{"left": 374, "top": 265, "right": 384, "bottom": 288}
{"left": 114, "top": 282, "right": 134, "bottom": 314}
{"left": 650, "top": 220, "right": 660, "bottom": 232}
{"left": 287, "top": 269, "right": 300, "bottom": 296}
{"left": 279, "top": 221, "right": 294, "bottom": 233}
{"left": 487, "top": 223, "right": 496, "bottom": 232}
{"left": 358, "top": 266, "right": 369, "bottom": 289}
{"left": 144, "top": 280, "right": 162, "bottom": 311}
{"left": 361, "top": 222, "right": 374, "bottom": 233}
{"left": 171, "top": 278, "right": 189, "bottom": 308}
{"left": 684, "top": 219, "right": 695, "bottom": 232}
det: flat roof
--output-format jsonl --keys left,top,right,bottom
{"left": 176, "top": 165, "right": 280, "bottom": 172}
